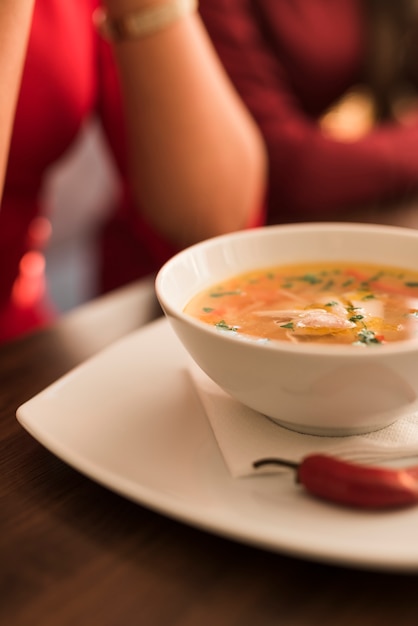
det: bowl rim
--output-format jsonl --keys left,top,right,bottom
{"left": 155, "top": 221, "right": 418, "bottom": 358}
{"left": 158, "top": 220, "right": 418, "bottom": 258}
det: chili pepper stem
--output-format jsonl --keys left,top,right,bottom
{"left": 253, "top": 454, "right": 418, "bottom": 509}
{"left": 253, "top": 458, "right": 299, "bottom": 470}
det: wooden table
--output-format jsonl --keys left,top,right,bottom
{"left": 2, "top": 276, "right": 418, "bottom": 626}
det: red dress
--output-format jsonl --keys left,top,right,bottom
{"left": 0, "top": 1, "right": 180, "bottom": 341}
{"left": 199, "top": 0, "right": 418, "bottom": 222}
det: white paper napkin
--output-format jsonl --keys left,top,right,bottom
{"left": 187, "top": 363, "right": 418, "bottom": 477}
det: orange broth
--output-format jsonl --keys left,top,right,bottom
{"left": 183, "top": 261, "right": 418, "bottom": 345}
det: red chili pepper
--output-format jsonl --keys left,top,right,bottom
{"left": 253, "top": 454, "right": 418, "bottom": 509}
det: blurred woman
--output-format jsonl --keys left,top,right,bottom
{"left": 0, "top": 0, "right": 266, "bottom": 341}
{"left": 200, "top": 0, "right": 418, "bottom": 224}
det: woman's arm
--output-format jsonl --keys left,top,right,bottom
{"left": 199, "top": 0, "right": 418, "bottom": 223}
{"left": 100, "top": 0, "right": 267, "bottom": 247}
{"left": 0, "top": 1, "right": 35, "bottom": 196}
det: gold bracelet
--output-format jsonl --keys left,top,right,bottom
{"left": 93, "top": 0, "right": 198, "bottom": 42}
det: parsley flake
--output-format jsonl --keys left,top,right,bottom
{"left": 210, "top": 290, "right": 241, "bottom": 298}
{"left": 349, "top": 314, "right": 364, "bottom": 322}
{"left": 215, "top": 320, "right": 238, "bottom": 332}
{"left": 355, "top": 328, "right": 382, "bottom": 346}
{"left": 280, "top": 322, "right": 294, "bottom": 329}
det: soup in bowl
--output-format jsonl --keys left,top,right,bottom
{"left": 155, "top": 223, "right": 418, "bottom": 435}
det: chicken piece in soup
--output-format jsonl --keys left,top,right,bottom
{"left": 183, "top": 262, "right": 418, "bottom": 345}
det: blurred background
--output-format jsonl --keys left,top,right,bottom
{"left": 41, "top": 119, "right": 119, "bottom": 313}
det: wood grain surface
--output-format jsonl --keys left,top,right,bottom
{"left": 2, "top": 277, "right": 418, "bottom": 626}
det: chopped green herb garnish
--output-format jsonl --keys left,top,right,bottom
{"left": 202, "top": 307, "right": 214, "bottom": 313}
{"left": 355, "top": 328, "right": 382, "bottom": 345}
{"left": 404, "top": 282, "right": 418, "bottom": 288}
{"left": 369, "top": 271, "right": 385, "bottom": 281}
{"left": 280, "top": 322, "right": 294, "bottom": 329}
{"left": 349, "top": 314, "right": 364, "bottom": 322}
{"left": 325, "top": 301, "right": 339, "bottom": 307}
{"left": 299, "top": 274, "right": 323, "bottom": 285}
{"left": 321, "top": 279, "right": 335, "bottom": 290}
{"left": 210, "top": 290, "right": 241, "bottom": 298}
{"left": 215, "top": 320, "right": 238, "bottom": 331}
{"left": 362, "top": 293, "right": 376, "bottom": 300}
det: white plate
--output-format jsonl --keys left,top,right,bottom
{"left": 16, "top": 317, "right": 418, "bottom": 572}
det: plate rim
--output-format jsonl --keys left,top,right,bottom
{"left": 16, "top": 317, "right": 418, "bottom": 573}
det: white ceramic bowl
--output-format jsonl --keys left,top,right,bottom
{"left": 155, "top": 222, "right": 418, "bottom": 435}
